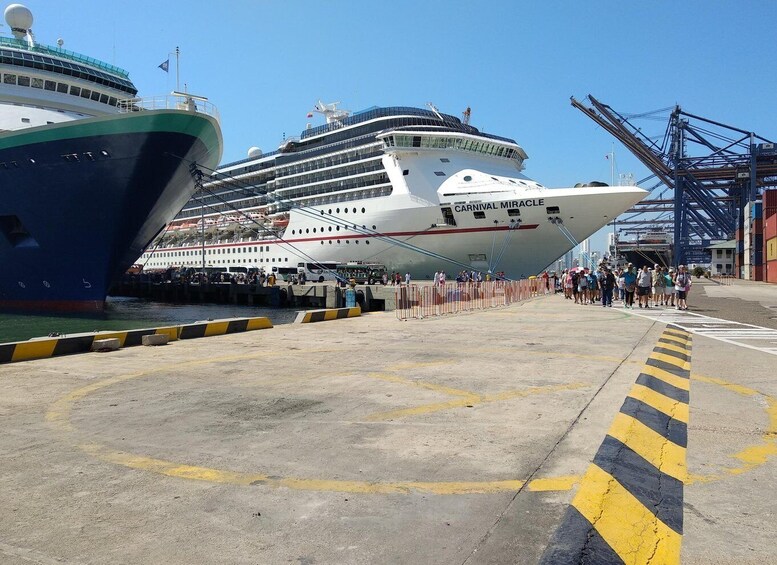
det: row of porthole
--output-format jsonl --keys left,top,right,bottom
{"left": 320, "top": 240, "right": 371, "bottom": 245}
{"left": 292, "top": 224, "right": 377, "bottom": 235}
{"left": 321, "top": 207, "right": 366, "bottom": 215}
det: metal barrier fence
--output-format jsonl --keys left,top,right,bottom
{"left": 395, "top": 279, "right": 543, "bottom": 320}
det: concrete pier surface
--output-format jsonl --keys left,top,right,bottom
{"left": 1, "top": 279, "right": 776, "bottom": 564}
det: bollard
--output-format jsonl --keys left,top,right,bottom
{"left": 91, "top": 338, "right": 120, "bottom": 352}
{"left": 142, "top": 334, "right": 170, "bottom": 346}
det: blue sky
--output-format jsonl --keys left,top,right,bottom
{"left": 9, "top": 0, "right": 777, "bottom": 253}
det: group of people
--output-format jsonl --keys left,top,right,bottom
{"left": 558, "top": 263, "right": 693, "bottom": 310}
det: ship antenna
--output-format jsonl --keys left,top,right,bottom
{"left": 426, "top": 102, "right": 445, "bottom": 121}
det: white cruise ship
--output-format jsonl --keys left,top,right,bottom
{"left": 138, "top": 103, "right": 646, "bottom": 279}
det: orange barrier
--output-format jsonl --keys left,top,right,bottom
{"left": 395, "top": 280, "right": 538, "bottom": 320}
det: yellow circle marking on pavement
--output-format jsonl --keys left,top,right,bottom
{"left": 43, "top": 350, "right": 775, "bottom": 494}
{"left": 686, "top": 373, "right": 777, "bottom": 484}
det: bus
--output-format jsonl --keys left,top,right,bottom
{"left": 335, "top": 262, "right": 388, "bottom": 285}
{"left": 296, "top": 261, "right": 339, "bottom": 283}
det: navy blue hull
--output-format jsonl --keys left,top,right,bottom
{"left": 0, "top": 111, "right": 221, "bottom": 311}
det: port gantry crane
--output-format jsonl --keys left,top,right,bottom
{"left": 570, "top": 95, "right": 777, "bottom": 266}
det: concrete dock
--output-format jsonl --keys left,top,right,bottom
{"left": 1, "top": 279, "right": 776, "bottom": 564}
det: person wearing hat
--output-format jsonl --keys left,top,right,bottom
{"left": 665, "top": 267, "right": 676, "bottom": 307}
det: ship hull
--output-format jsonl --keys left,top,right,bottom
{"left": 0, "top": 110, "right": 222, "bottom": 311}
{"left": 141, "top": 185, "right": 646, "bottom": 279}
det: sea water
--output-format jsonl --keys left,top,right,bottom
{"left": 0, "top": 297, "right": 300, "bottom": 344}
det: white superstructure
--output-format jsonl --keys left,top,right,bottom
{"left": 139, "top": 104, "right": 646, "bottom": 278}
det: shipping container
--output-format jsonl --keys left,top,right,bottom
{"left": 767, "top": 259, "right": 777, "bottom": 284}
{"left": 737, "top": 227, "right": 744, "bottom": 241}
{"left": 751, "top": 265, "right": 764, "bottom": 281}
{"left": 751, "top": 218, "right": 763, "bottom": 235}
{"left": 765, "top": 189, "right": 777, "bottom": 210}
{"left": 753, "top": 201, "right": 763, "bottom": 219}
{"left": 766, "top": 212, "right": 777, "bottom": 241}
{"left": 737, "top": 240, "right": 745, "bottom": 254}
{"left": 754, "top": 234, "right": 763, "bottom": 250}
{"left": 767, "top": 237, "right": 777, "bottom": 262}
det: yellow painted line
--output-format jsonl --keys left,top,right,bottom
{"left": 650, "top": 351, "right": 689, "bottom": 370}
{"left": 42, "top": 342, "right": 774, "bottom": 495}
{"left": 608, "top": 412, "right": 687, "bottom": 482}
{"left": 687, "top": 374, "right": 777, "bottom": 485}
{"left": 11, "top": 339, "right": 58, "bottom": 362}
{"left": 81, "top": 442, "right": 530, "bottom": 494}
{"left": 657, "top": 341, "right": 692, "bottom": 356}
{"left": 366, "top": 373, "right": 478, "bottom": 399}
{"left": 641, "top": 364, "right": 691, "bottom": 393}
{"left": 482, "top": 383, "right": 590, "bottom": 403}
{"left": 692, "top": 374, "right": 758, "bottom": 397}
{"left": 527, "top": 476, "right": 579, "bottom": 492}
{"left": 366, "top": 380, "right": 589, "bottom": 421}
{"left": 628, "top": 383, "right": 689, "bottom": 423}
{"left": 573, "top": 463, "right": 682, "bottom": 565}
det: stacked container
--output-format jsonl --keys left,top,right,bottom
{"left": 766, "top": 189, "right": 777, "bottom": 284}
{"left": 752, "top": 200, "right": 764, "bottom": 281}
{"left": 743, "top": 201, "right": 753, "bottom": 279}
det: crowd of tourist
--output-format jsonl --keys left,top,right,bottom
{"left": 555, "top": 263, "right": 693, "bottom": 310}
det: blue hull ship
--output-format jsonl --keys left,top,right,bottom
{"left": 0, "top": 4, "right": 222, "bottom": 311}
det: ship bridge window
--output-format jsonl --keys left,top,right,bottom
{"left": 17, "top": 76, "right": 30, "bottom": 87}
{"left": 3, "top": 74, "right": 16, "bottom": 84}
{"left": 508, "top": 209, "right": 520, "bottom": 217}
{"left": 412, "top": 136, "right": 421, "bottom": 148}
{"left": 70, "top": 86, "right": 81, "bottom": 96}
{"left": 31, "top": 78, "right": 43, "bottom": 89}
{"left": 44, "top": 80, "right": 56, "bottom": 91}
{"left": 473, "top": 211, "right": 486, "bottom": 219}
{"left": 546, "top": 206, "right": 561, "bottom": 214}
{"left": 57, "top": 83, "right": 68, "bottom": 94}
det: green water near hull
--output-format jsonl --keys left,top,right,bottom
{"left": 0, "top": 297, "right": 298, "bottom": 344}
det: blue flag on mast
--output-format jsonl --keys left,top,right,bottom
{"left": 158, "top": 59, "right": 169, "bottom": 72}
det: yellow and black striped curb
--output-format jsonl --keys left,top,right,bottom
{"left": 294, "top": 306, "right": 361, "bottom": 324}
{"left": 540, "top": 325, "right": 692, "bottom": 565}
{"left": 0, "top": 317, "right": 272, "bottom": 364}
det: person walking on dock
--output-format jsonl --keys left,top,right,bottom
{"left": 637, "top": 265, "right": 652, "bottom": 308}
{"left": 674, "top": 265, "right": 691, "bottom": 310}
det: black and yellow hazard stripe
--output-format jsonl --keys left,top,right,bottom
{"left": 95, "top": 326, "right": 180, "bottom": 347}
{"left": 540, "top": 325, "right": 692, "bottom": 565}
{"left": 296, "top": 306, "right": 361, "bottom": 323}
{"left": 0, "top": 317, "right": 272, "bottom": 364}
{"left": 177, "top": 317, "right": 272, "bottom": 339}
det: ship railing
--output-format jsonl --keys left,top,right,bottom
{"left": 395, "top": 279, "right": 539, "bottom": 320}
{"left": 116, "top": 94, "right": 220, "bottom": 122}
